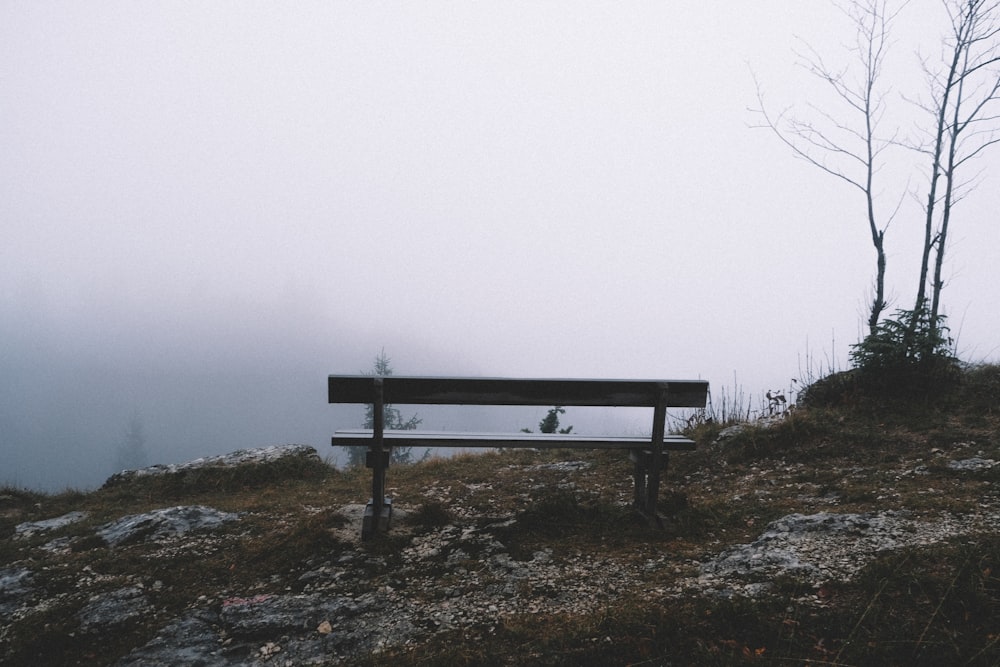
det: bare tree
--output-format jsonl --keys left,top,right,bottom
{"left": 905, "top": 0, "right": 1000, "bottom": 347}
{"left": 751, "top": 0, "right": 907, "bottom": 336}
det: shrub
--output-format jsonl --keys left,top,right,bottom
{"left": 847, "top": 305, "right": 960, "bottom": 401}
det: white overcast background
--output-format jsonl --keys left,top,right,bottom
{"left": 2, "top": 2, "right": 998, "bottom": 490}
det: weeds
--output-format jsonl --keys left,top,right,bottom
{"left": 405, "top": 500, "right": 453, "bottom": 530}
{"left": 823, "top": 537, "right": 1000, "bottom": 665}
{"left": 678, "top": 374, "right": 755, "bottom": 431}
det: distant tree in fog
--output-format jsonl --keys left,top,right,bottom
{"left": 342, "top": 350, "right": 424, "bottom": 467}
{"left": 521, "top": 406, "right": 574, "bottom": 434}
{"left": 114, "top": 413, "right": 148, "bottom": 472}
{"left": 538, "top": 406, "right": 573, "bottom": 434}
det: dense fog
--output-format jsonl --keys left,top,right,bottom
{"left": 4, "top": 3, "right": 998, "bottom": 491}
{"left": 0, "top": 315, "right": 654, "bottom": 492}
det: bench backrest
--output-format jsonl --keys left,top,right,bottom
{"left": 328, "top": 375, "right": 708, "bottom": 408}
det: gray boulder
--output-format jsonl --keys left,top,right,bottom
{"left": 0, "top": 567, "right": 35, "bottom": 619}
{"left": 98, "top": 505, "right": 239, "bottom": 547}
{"left": 104, "top": 444, "right": 320, "bottom": 486}
{"left": 78, "top": 586, "right": 153, "bottom": 632}
{"left": 14, "top": 510, "right": 89, "bottom": 539}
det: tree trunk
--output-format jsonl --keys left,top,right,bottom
{"left": 908, "top": 15, "right": 965, "bottom": 354}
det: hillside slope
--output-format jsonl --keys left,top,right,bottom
{"left": 2, "top": 365, "right": 1000, "bottom": 666}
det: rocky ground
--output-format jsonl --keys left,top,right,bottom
{"left": 3, "top": 394, "right": 1000, "bottom": 665}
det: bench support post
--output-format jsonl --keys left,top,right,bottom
{"left": 362, "top": 377, "right": 392, "bottom": 541}
{"left": 639, "top": 390, "right": 669, "bottom": 525}
{"left": 632, "top": 454, "right": 646, "bottom": 508}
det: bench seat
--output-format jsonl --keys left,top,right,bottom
{"left": 333, "top": 429, "right": 696, "bottom": 451}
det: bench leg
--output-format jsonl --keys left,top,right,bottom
{"left": 645, "top": 453, "right": 661, "bottom": 523}
{"left": 362, "top": 495, "right": 392, "bottom": 541}
{"left": 633, "top": 454, "right": 647, "bottom": 508}
{"left": 630, "top": 449, "right": 670, "bottom": 525}
{"left": 643, "top": 397, "right": 668, "bottom": 526}
{"left": 362, "top": 380, "right": 392, "bottom": 541}
{"left": 363, "top": 447, "right": 392, "bottom": 541}
{"left": 645, "top": 451, "right": 670, "bottom": 527}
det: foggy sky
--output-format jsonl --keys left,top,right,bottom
{"left": 2, "top": 2, "right": 998, "bottom": 491}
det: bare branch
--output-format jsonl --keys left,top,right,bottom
{"left": 750, "top": 0, "right": 905, "bottom": 335}
{"left": 748, "top": 83, "right": 869, "bottom": 192}
{"left": 954, "top": 134, "right": 1000, "bottom": 164}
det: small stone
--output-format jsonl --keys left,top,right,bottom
{"left": 259, "top": 641, "right": 282, "bottom": 658}
{"left": 948, "top": 457, "right": 997, "bottom": 472}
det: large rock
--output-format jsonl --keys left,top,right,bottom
{"left": 702, "top": 512, "right": 882, "bottom": 579}
{"left": 14, "top": 510, "right": 88, "bottom": 539}
{"left": 114, "top": 611, "right": 226, "bottom": 667}
{"left": 116, "top": 593, "right": 392, "bottom": 666}
{"left": 78, "top": 586, "right": 153, "bottom": 632}
{"left": 219, "top": 593, "right": 363, "bottom": 638}
{"left": 699, "top": 510, "right": 955, "bottom": 589}
{"left": 98, "top": 505, "right": 240, "bottom": 547}
{"left": 104, "top": 444, "right": 320, "bottom": 487}
{"left": 0, "top": 567, "right": 35, "bottom": 619}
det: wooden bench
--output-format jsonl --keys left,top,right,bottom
{"left": 328, "top": 375, "right": 709, "bottom": 540}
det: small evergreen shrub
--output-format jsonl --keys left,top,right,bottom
{"left": 848, "top": 305, "right": 960, "bottom": 401}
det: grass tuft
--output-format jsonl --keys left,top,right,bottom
{"left": 405, "top": 500, "right": 454, "bottom": 530}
